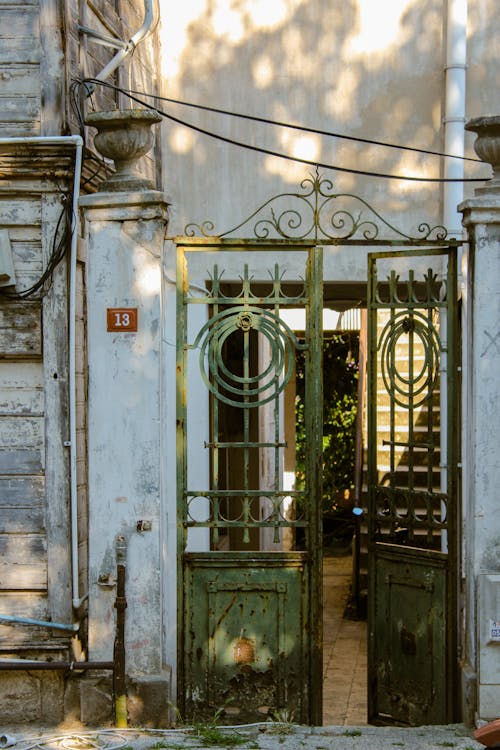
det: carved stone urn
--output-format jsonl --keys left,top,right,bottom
{"left": 85, "top": 109, "right": 162, "bottom": 192}
{"left": 465, "top": 115, "right": 500, "bottom": 194}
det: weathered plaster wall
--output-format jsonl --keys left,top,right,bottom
{"left": 460, "top": 189, "right": 500, "bottom": 720}
{"left": 79, "top": 189, "right": 170, "bottom": 723}
{"left": 159, "top": 0, "right": 497, "bottom": 237}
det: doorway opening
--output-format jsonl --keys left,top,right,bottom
{"left": 282, "top": 298, "right": 367, "bottom": 725}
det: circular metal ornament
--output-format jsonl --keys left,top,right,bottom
{"left": 194, "top": 306, "right": 298, "bottom": 407}
{"left": 379, "top": 311, "right": 441, "bottom": 409}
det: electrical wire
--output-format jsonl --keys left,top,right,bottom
{"left": 0, "top": 194, "right": 73, "bottom": 300}
{"left": 80, "top": 78, "right": 481, "bottom": 164}
{"left": 12, "top": 722, "right": 288, "bottom": 748}
{"left": 75, "top": 78, "right": 486, "bottom": 183}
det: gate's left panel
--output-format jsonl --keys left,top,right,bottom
{"left": 176, "top": 240, "right": 323, "bottom": 724}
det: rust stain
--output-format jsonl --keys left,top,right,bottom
{"left": 234, "top": 636, "right": 255, "bottom": 665}
{"left": 215, "top": 594, "right": 237, "bottom": 628}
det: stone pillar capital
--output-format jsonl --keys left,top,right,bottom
{"left": 459, "top": 194, "right": 500, "bottom": 229}
{"left": 79, "top": 190, "right": 169, "bottom": 224}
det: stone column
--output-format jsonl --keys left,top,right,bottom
{"left": 79, "top": 110, "right": 170, "bottom": 725}
{"left": 459, "top": 116, "right": 500, "bottom": 722}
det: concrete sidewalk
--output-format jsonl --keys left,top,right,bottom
{"left": 0, "top": 724, "right": 485, "bottom": 750}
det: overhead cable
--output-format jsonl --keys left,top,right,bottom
{"left": 80, "top": 79, "right": 481, "bottom": 163}
{"left": 77, "top": 79, "right": 486, "bottom": 183}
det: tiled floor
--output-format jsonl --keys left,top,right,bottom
{"left": 322, "top": 554, "right": 367, "bottom": 725}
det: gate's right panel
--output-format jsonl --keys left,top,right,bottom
{"left": 367, "top": 248, "right": 458, "bottom": 725}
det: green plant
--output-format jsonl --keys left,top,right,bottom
{"left": 267, "top": 708, "right": 295, "bottom": 726}
{"left": 342, "top": 730, "right": 362, "bottom": 737}
{"left": 191, "top": 709, "right": 247, "bottom": 747}
{"left": 295, "top": 333, "right": 359, "bottom": 515}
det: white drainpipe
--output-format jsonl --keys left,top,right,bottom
{"left": 441, "top": 0, "right": 467, "bottom": 553}
{"left": 443, "top": 0, "right": 468, "bottom": 234}
{"left": 0, "top": 135, "right": 85, "bottom": 611}
{"left": 85, "top": 0, "right": 157, "bottom": 90}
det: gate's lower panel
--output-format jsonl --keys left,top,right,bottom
{"left": 183, "top": 552, "right": 310, "bottom": 723}
{"left": 369, "top": 544, "right": 448, "bottom": 725}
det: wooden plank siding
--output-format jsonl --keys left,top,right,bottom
{"left": 0, "top": 303, "right": 42, "bottom": 357}
{"left": 0, "top": 1, "right": 41, "bottom": 136}
{"left": 0, "top": 187, "right": 68, "bottom": 648}
{"left": 0, "top": 592, "right": 51, "bottom": 645}
{"left": 0, "top": 476, "right": 45, "bottom": 533}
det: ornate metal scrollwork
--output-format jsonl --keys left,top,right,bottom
{"left": 193, "top": 305, "right": 298, "bottom": 408}
{"left": 185, "top": 171, "right": 450, "bottom": 242}
{"left": 378, "top": 309, "right": 442, "bottom": 409}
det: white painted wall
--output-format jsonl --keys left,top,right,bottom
{"left": 81, "top": 190, "right": 168, "bottom": 675}
{"left": 460, "top": 189, "right": 500, "bottom": 720}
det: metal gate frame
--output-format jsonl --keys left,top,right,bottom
{"left": 367, "top": 247, "right": 459, "bottom": 724}
{"left": 176, "top": 238, "right": 324, "bottom": 723}
{"left": 174, "top": 172, "right": 463, "bottom": 725}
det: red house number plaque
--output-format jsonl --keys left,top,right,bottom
{"left": 107, "top": 308, "right": 138, "bottom": 332}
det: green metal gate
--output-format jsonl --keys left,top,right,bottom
{"left": 176, "top": 239, "right": 324, "bottom": 724}
{"left": 176, "top": 172, "right": 462, "bottom": 726}
{"left": 367, "top": 248, "right": 458, "bottom": 725}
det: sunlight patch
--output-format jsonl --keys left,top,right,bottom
{"left": 348, "top": 0, "right": 412, "bottom": 56}
{"left": 252, "top": 54, "right": 275, "bottom": 89}
{"left": 169, "top": 125, "right": 195, "bottom": 155}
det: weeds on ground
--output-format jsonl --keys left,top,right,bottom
{"left": 263, "top": 709, "right": 295, "bottom": 737}
{"left": 342, "top": 730, "right": 362, "bottom": 737}
{"left": 190, "top": 709, "right": 248, "bottom": 747}
{"left": 192, "top": 725, "right": 247, "bottom": 747}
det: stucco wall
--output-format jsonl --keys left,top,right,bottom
{"left": 158, "top": 0, "right": 497, "bottom": 236}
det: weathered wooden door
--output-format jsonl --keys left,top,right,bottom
{"left": 176, "top": 239, "right": 323, "bottom": 724}
{"left": 367, "top": 248, "right": 458, "bottom": 725}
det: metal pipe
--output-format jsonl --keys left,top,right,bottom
{"left": 442, "top": 0, "right": 467, "bottom": 555}
{"left": 0, "top": 614, "right": 78, "bottom": 633}
{"left": 78, "top": 24, "right": 128, "bottom": 50}
{"left": 0, "top": 660, "right": 113, "bottom": 670}
{"left": 114, "top": 536, "right": 128, "bottom": 728}
{"left": 86, "top": 0, "right": 158, "bottom": 93}
{"left": 443, "top": 0, "right": 467, "bottom": 235}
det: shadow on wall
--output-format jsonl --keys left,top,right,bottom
{"left": 158, "top": 0, "right": 486, "bottom": 236}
